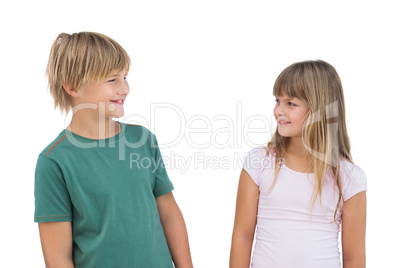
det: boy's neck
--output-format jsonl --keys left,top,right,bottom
{"left": 66, "top": 114, "right": 121, "bottom": 140}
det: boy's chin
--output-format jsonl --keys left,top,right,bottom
{"left": 112, "top": 113, "right": 124, "bottom": 119}
{"left": 110, "top": 109, "right": 125, "bottom": 119}
{"left": 106, "top": 111, "right": 124, "bottom": 119}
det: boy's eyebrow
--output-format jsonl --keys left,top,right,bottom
{"left": 109, "top": 73, "right": 127, "bottom": 77}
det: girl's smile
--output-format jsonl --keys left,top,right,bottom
{"left": 278, "top": 120, "right": 291, "bottom": 125}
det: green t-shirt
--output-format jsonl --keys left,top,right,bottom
{"left": 34, "top": 123, "right": 174, "bottom": 267}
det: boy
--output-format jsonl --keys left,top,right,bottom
{"left": 34, "top": 32, "right": 193, "bottom": 267}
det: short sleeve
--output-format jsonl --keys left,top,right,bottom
{"left": 341, "top": 162, "right": 367, "bottom": 201}
{"left": 34, "top": 155, "right": 72, "bottom": 222}
{"left": 242, "top": 147, "right": 267, "bottom": 186}
{"left": 151, "top": 134, "right": 174, "bottom": 198}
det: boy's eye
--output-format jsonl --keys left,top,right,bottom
{"left": 108, "top": 79, "right": 116, "bottom": 82}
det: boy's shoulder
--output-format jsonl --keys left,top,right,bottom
{"left": 38, "top": 123, "right": 156, "bottom": 159}
{"left": 123, "top": 123, "right": 157, "bottom": 143}
{"left": 38, "top": 131, "right": 69, "bottom": 158}
{"left": 125, "top": 123, "right": 153, "bottom": 136}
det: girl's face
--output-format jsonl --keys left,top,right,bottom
{"left": 273, "top": 94, "right": 310, "bottom": 138}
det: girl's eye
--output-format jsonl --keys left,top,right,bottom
{"left": 288, "top": 102, "right": 296, "bottom": 106}
{"left": 108, "top": 79, "right": 116, "bottom": 82}
{"left": 275, "top": 99, "right": 279, "bottom": 104}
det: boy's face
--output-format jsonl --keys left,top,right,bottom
{"left": 72, "top": 70, "right": 129, "bottom": 119}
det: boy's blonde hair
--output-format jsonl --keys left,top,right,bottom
{"left": 46, "top": 32, "right": 131, "bottom": 114}
{"left": 268, "top": 60, "right": 351, "bottom": 223}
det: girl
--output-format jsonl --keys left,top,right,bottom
{"left": 230, "top": 60, "right": 367, "bottom": 268}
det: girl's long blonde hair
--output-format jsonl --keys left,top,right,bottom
{"left": 268, "top": 60, "right": 352, "bottom": 222}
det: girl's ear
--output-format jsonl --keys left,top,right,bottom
{"left": 62, "top": 82, "right": 80, "bottom": 97}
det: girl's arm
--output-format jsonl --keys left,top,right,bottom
{"left": 342, "top": 191, "right": 367, "bottom": 268}
{"left": 38, "top": 222, "right": 75, "bottom": 268}
{"left": 156, "top": 192, "right": 193, "bottom": 268}
{"left": 230, "top": 169, "right": 259, "bottom": 268}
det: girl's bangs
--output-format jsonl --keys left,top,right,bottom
{"left": 273, "top": 69, "right": 306, "bottom": 101}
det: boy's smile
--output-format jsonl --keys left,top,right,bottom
{"left": 110, "top": 99, "right": 124, "bottom": 104}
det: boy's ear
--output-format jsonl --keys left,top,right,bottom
{"left": 62, "top": 82, "right": 80, "bottom": 97}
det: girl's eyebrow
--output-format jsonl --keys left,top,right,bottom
{"left": 275, "top": 96, "right": 293, "bottom": 101}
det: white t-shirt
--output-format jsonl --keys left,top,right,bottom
{"left": 243, "top": 147, "right": 367, "bottom": 268}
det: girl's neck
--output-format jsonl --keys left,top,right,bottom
{"left": 284, "top": 137, "right": 312, "bottom": 173}
{"left": 286, "top": 137, "right": 308, "bottom": 157}
{"left": 66, "top": 113, "right": 121, "bottom": 140}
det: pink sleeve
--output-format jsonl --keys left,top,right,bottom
{"left": 341, "top": 162, "right": 367, "bottom": 201}
{"left": 242, "top": 147, "right": 267, "bottom": 186}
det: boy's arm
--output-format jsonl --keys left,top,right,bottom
{"left": 342, "top": 191, "right": 367, "bottom": 268}
{"left": 38, "top": 222, "right": 75, "bottom": 268}
{"left": 156, "top": 192, "right": 193, "bottom": 268}
{"left": 229, "top": 169, "right": 259, "bottom": 268}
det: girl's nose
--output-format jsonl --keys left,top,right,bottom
{"left": 274, "top": 105, "right": 285, "bottom": 117}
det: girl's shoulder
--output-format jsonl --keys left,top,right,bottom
{"left": 246, "top": 146, "right": 276, "bottom": 160}
{"left": 338, "top": 158, "right": 366, "bottom": 180}
{"left": 337, "top": 158, "right": 367, "bottom": 200}
{"left": 249, "top": 144, "right": 278, "bottom": 156}
{"left": 243, "top": 146, "right": 274, "bottom": 186}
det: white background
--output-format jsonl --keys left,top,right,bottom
{"left": 1, "top": 0, "right": 401, "bottom": 267}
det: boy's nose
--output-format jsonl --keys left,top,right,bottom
{"left": 117, "top": 82, "right": 130, "bottom": 95}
